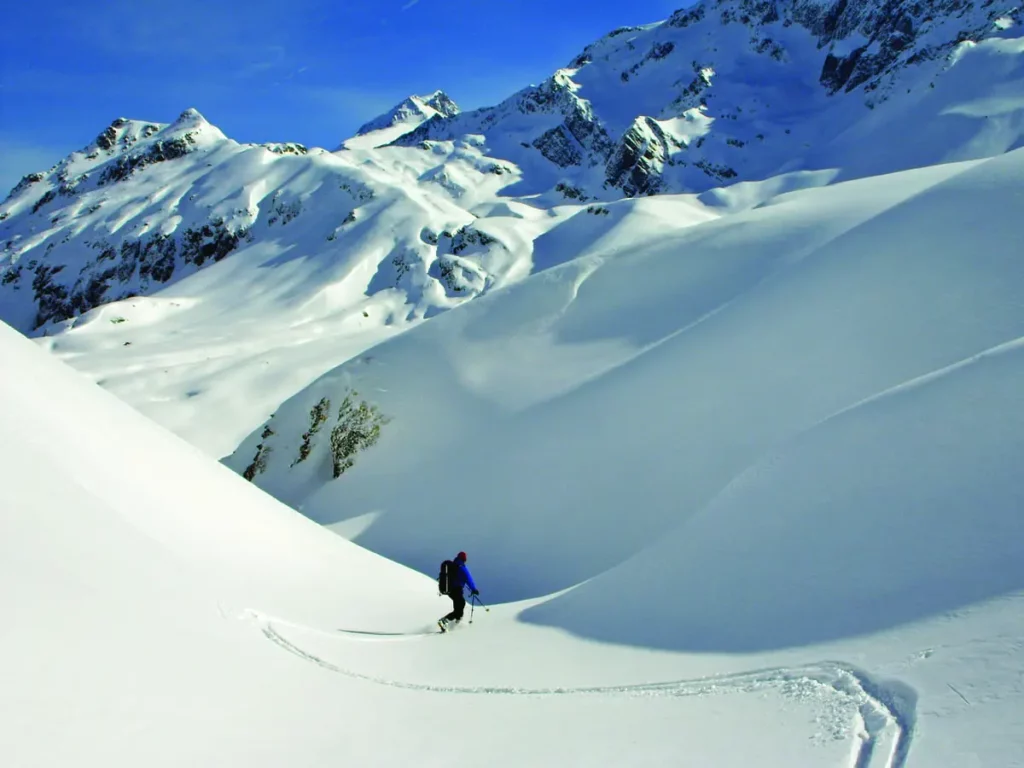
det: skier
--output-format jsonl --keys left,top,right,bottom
{"left": 439, "top": 551, "right": 479, "bottom": 632}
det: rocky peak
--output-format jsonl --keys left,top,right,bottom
{"left": 390, "top": 69, "right": 616, "bottom": 170}
{"left": 346, "top": 0, "right": 1019, "bottom": 197}
{"left": 88, "top": 117, "right": 166, "bottom": 158}
{"left": 76, "top": 108, "right": 222, "bottom": 167}
{"left": 789, "top": 0, "right": 1023, "bottom": 96}
{"left": 605, "top": 117, "right": 677, "bottom": 197}
{"left": 420, "top": 90, "right": 460, "bottom": 119}
{"left": 355, "top": 90, "right": 461, "bottom": 137}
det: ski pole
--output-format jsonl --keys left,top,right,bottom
{"left": 469, "top": 596, "right": 475, "bottom": 624}
{"left": 470, "top": 594, "right": 489, "bottom": 611}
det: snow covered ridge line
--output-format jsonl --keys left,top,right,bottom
{"left": 0, "top": 101, "right": 526, "bottom": 333}
{"left": 257, "top": 614, "right": 916, "bottom": 768}
{"left": 388, "top": 0, "right": 1023, "bottom": 196}
{"left": 3, "top": 3, "right": 1022, "bottom": 337}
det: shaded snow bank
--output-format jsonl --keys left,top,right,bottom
{"left": 526, "top": 336, "right": 1024, "bottom": 650}
{"left": 237, "top": 149, "right": 1024, "bottom": 652}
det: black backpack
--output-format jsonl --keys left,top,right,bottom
{"left": 438, "top": 559, "right": 456, "bottom": 595}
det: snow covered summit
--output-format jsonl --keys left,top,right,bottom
{"left": 390, "top": 0, "right": 1023, "bottom": 196}
{"left": 359, "top": 90, "right": 460, "bottom": 132}
{"left": 342, "top": 89, "right": 461, "bottom": 149}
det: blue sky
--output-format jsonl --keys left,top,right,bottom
{"left": 0, "top": 0, "right": 685, "bottom": 193}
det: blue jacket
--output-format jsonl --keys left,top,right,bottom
{"left": 453, "top": 560, "right": 477, "bottom": 593}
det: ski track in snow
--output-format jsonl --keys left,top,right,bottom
{"left": 252, "top": 612, "right": 916, "bottom": 768}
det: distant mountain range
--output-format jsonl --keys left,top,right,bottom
{"left": 1, "top": 0, "right": 1019, "bottom": 334}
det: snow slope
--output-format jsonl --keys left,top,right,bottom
{"left": 2, "top": 4, "right": 1024, "bottom": 764}
{"left": 4, "top": 317, "right": 1024, "bottom": 767}
{"left": 5, "top": 290, "right": 1024, "bottom": 766}
{"left": 230, "top": 146, "right": 1024, "bottom": 608}
{"left": 213, "top": 147, "right": 1024, "bottom": 768}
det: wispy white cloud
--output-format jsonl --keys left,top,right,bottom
{"left": 401, "top": 0, "right": 420, "bottom": 9}
{"left": 231, "top": 45, "right": 290, "bottom": 80}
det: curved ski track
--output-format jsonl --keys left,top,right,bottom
{"left": 251, "top": 612, "right": 916, "bottom": 768}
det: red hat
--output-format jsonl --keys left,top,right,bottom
{"left": 456, "top": 551, "right": 467, "bottom": 561}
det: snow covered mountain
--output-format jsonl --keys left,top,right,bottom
{"left": 0, "top": 105, "right": 513, "bottom": 335}
{"left": 390, "top": 0, "right": 1024, "bottom": 196}
{"left": 0, "top": 0, "right": 1017, "bottom": 452}
{"left": 2, "top": 0, "right": 1020, "bottom": 343}
{"left": 3, "top": 1, "right": 1024, "bottom": 764}
{"left": 343, "top": 89, "right": 461, "bottom": 149}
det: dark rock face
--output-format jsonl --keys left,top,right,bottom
{"left": 533, "top": 126, "right": 584, "bottom": 167}
{"left": 23, "top": 218, "right": 248, "bottom": 329}
{"left": 821, "top": 46, "right": 868, "bottom": 92}
{"left": 18, "top": 172, "right": 45, "bottom": 187}
{"left": 180, "top": 219, "right": 249, "bottom": 268}
{"left": 424, "top": 91, "right": 460, "bottom": 119}
{"left": 94, "top": 119, "right": 127, "bottom": 152}
{"left": 449, "top": 226, "right": 499, "bottom": 255}
{"left": 264, "top": 142, "right": 308, "bottom": 156}
{"left": 666, "top": 4, "right": 707, "bottom": 28}
{"left": 695, "top": 158, "right": 738, "bottom": 181}
{"left": 99, "top": 133, "right": 198, "bottom": 185}
{"left": 606, "top": 117, "right": 673, "bottom": 197}
{"left": 5, "top": 173, "right": 46, "bottom": 202}
{"left": 93, "top": 118, "right": 162, "bottom": 155}
{"left": 31, "top": 190, "right": 57, "bottom": 215}
{"left": 31, "top": 264, "right": 71, "bottom": 328}
{"left": 563, "top": 101, "right": 615, "bottom": 163}
{"left": 56, "top": 166, "right": 89, "bottom": 197}
{"left": 508, "top": 74, "right": 617, "bottom": 166}
{"left": 555, "top": 182, "right": 591, "bottom": 201}
{"left": 793, "top": 0, "right": 1022, "bottom": 94}
{"left": 621, "top": 40, "right": 678, "bottom": 82}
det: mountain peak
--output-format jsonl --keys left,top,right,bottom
{"left": 417, "top": 90, "right": 460, "bottom": 119}
{"left": 79, "top": 108, "right": 219, "bottom": 161}
{"left": 166, "top": 107, "right": 226, "bottom": 140}
{"left": 172, "top": 107, "right": 207, "bottom": 127}
{"left": 89, "top": 116, "right": 166, "bottom": 156}
{"left": 347, "top": 90, "right": 461, "bottom": 147}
